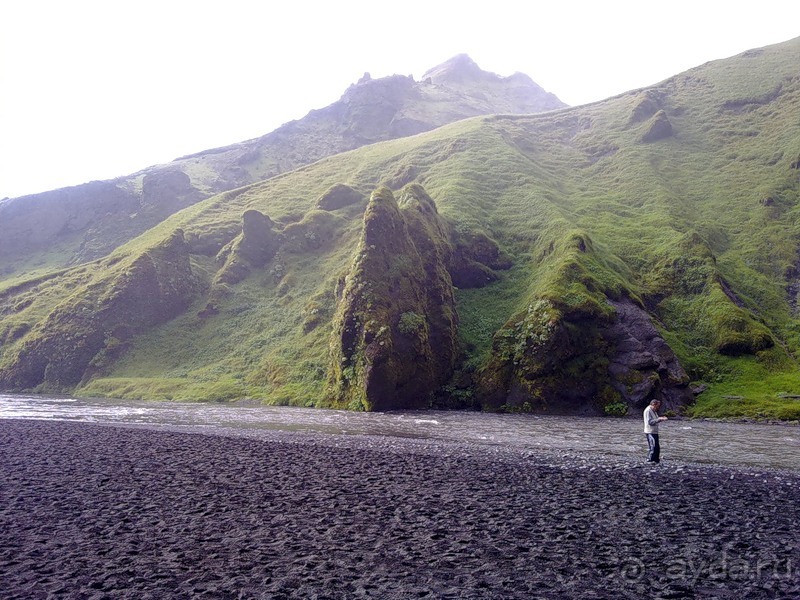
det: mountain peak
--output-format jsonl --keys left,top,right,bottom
{"left": 421, "top": 54, "right": 486, "bottom": 84}
{"left": 419, "top": 54, "right": 565, "bottom": 111}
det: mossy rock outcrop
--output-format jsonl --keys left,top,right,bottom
{"left": 628, "top": 90, "right": 662, "bottom": 125}
{"left": 326, "top": 185, "right": 458, "bottom": 410}
{"left": 315, "top": 183, "right": 363, "bottom": 211}
{"left": 215, "top": 210, "right": 279, "bottom": 284}
{"left": 640, "top": 110, "right": 673, "bottom": 143}
{"left": 650, "top": 232, "right": 775, "bottom": 357}
{"left": 478, "top": 297, "right": 692, "bottom": 414}
{"left": 449, "top": 230, "right": 512, "bottom": 289}
{"left": 478, "top": 229, "right": 692, "bottom": 414}
{"left": 704, "top": 284, "right": 774, "bottom": 355}
{"left": 281, "top": 210, "right": 345, "bottom": 253}
{"left": 0, "top": 231, "right": 196, "bottom": 390}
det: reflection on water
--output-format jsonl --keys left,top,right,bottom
{"left": 1, "top": 394, "right": 798, "bottom": 471}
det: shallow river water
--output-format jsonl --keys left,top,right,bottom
{"left": 1, "top": 394, "right": 798, "bottom": 471}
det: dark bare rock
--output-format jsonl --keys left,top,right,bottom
{"left": 604, "top": 299, "right": 692, "bottom": 412}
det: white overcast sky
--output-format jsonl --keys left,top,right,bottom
{"left": 1, "top": 0, "right": 798, "bottom": 199}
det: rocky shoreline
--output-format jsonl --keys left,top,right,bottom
{"left": 0, "top": 420, "right": 797, "bottom": 599}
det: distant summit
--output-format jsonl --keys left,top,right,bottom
{"left": 422, "top": 54, "right": 486, "bottom": 83}
{"left": 421, "top": 54, "right": 565, "bottom": 113}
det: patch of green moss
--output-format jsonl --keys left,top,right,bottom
{"left": 689, "top": 352, "right": 800, "bottom": 420}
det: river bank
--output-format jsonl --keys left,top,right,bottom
{"left": 0, "top": 420, "right": 798, "bottom": 599}
{"left": 2, "top": 394, "right": 799, "bottom": 472}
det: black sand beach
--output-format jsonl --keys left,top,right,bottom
{"left": 0, "top": 420, "right": 798, "bottom": 599}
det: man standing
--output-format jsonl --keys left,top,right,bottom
{"left": 643, "top": 399, "right": 668, "bottom": 463}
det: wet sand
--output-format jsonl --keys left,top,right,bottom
{"left": 0, "top": 420, "right": 798, "bottom": 599}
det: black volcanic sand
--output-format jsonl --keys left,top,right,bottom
{"left": 0, "top": 421, "right": 798, "bottom": 599}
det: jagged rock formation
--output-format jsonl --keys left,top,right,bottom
{"left": 0, "top": 231, "right": 195, "bottom": 390}
{"left": 603, "top": 300, "right": 692, "bottom": 411}
{"left": 327, "top": 185, "right": 459, "bottom": 410}
{"left": 421, "top": 54, "right": 564, "bottom": 113}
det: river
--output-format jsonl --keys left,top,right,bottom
{"left": 1, "top": 394, "right": 798, "bottom": 471}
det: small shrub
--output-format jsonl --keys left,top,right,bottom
{"left": 603, "top": 401, "right": 629, "bottom": 417}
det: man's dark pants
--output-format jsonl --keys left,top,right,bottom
{"left": 646, "top": 433, "right": 660, "bottom": 463}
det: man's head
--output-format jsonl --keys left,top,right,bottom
{"left": 650, "top": 399, "right": 662, "bottom": 409}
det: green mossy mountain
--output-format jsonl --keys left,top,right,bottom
{"left": 2, "top": 39, "right": 800, "bottom": 419}
{"left": 0, "top": 56, "right": 564, "bottom": 286}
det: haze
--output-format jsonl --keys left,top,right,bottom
{"left": 1, "top": 0, "right": 798, "bottom": 199}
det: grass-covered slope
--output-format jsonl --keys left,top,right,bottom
{"left": 0, "top": 56, "right": 564, "bottom": 286}
{"left": 1, "top": 38, "right": 800, "bottom": 418}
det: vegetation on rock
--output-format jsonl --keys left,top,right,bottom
{"left": 326, "top": 185, "right": 459, "bottom": 411}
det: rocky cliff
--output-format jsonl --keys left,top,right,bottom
{"left": 476, "top": 230, "right": 696, "bottom": 415}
